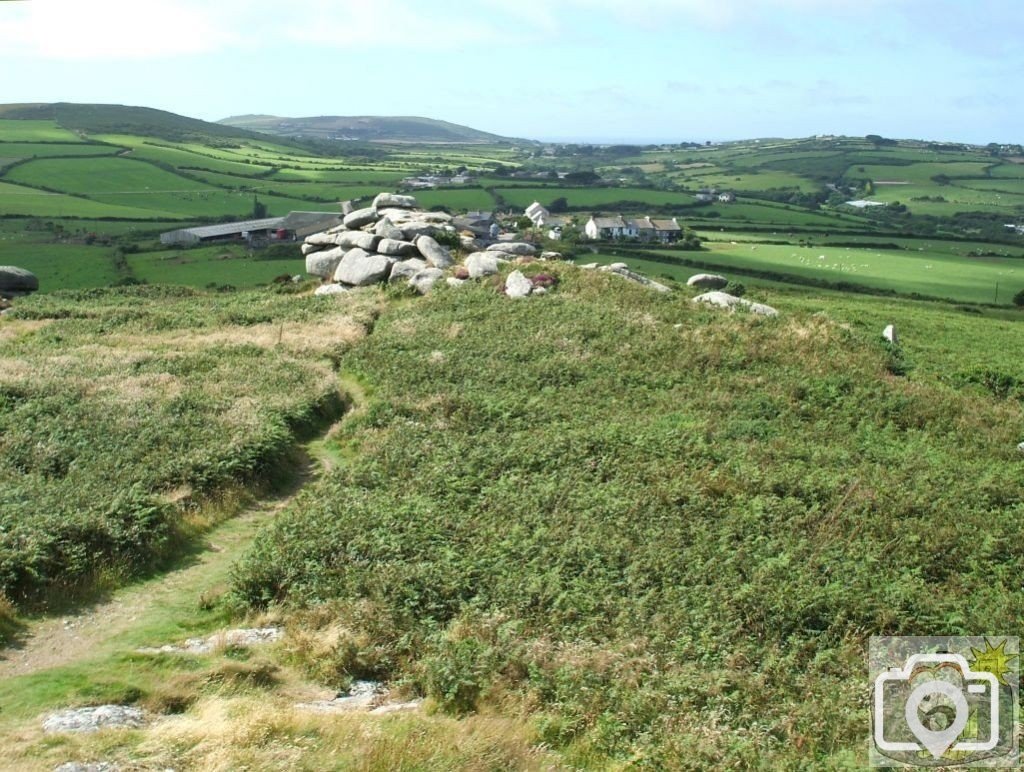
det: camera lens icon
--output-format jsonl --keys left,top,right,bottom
{"left": 874, "top": 653, "right": 1000, "bottom": 760}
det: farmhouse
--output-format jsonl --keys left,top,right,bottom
{"left": 159, "top": 211, "right": 341, "bottom": 247}
{"left": 584, "top": 215, "right": 683, "bottom": 242}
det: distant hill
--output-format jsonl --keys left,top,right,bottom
{"left": 0, "top": 103, "right": 299, "bottom": 147}
{"left": 218, "top": 114, "right": 523, "bottom": 144}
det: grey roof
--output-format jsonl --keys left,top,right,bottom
{"left": 164, "top": 217, "right": 285, "bottom": 240}
{"left": 592, "top": 216, "right": 626, "bottom": 229}
{"left": 650, "top": 218, "right": 681, "bottom": 231}
{"left": 625, "top": 217, "right": 654, "bottom": 230}
{"left": 281, "top": 211, "right": 343, "bottom": 238}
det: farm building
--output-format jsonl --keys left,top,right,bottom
{"left": 453, "top": 211, "right": 497, "bottom": 237}
{"left": 159, "top": 211, "right": 340, "bottom": 247}
{"left": 525, "top": 201, "right": 551, "bottom": 226}
{"left": 584, "top": 215, "right": 683, "bottom": 243}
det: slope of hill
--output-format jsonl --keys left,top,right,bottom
{"left": 219, "top": 114, "right": 522, "bottom": 144}
{"left": 1, "top": 272, "right": 1022, "bottom": 768}
{"left": 0, "top": 103, "right": 303, "bottom": 147}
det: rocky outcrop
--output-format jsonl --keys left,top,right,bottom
{"left": 687, "top": 273, "right": 728, "bottom": 290}
{"left": 43, "top": 706, "right": 146, "bottom": 734}
{"left": 600, "top": 263, "right": 671, "bottom": 293}
{"left": 373, "top": 193, "right": 419, "bottom": 210}
{"left": 0, "top": 266, "right": 39, "bottom": 298}
{"left": 487, "top": 242, "right": 537, "bottom": 256}
{"left": 415, "top": 235, "right": 453, "bottom": 269}
{"left": 137, "top": 627, "right": 283, "bottom": 655}
{"left": 305, "top": 247, "right": 345, "bottom": 278}
{"left": 343, "top": 207, "right": 379, "bottom": 230}
{"left": 410, "top": 268, "right": 445, "bottom": 294}
{"left": 334, "top": 249, "right": 394, "bottom": 286}
{"left": 692, "top": 291, "right": 778, "bottom": 317}
{"left": 505, "top": 270, "right": 533, "bottom": 298}
{"left": 465, "top": 252, "right": 502, "bottom": 278}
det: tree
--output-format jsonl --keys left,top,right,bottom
{"left": 252, "top": 195, "right": 268, "bottom": 219}
{"left": 564, "top": 170, "right": 601, "bottom": 185}
{"left": 548, "top": 197, "right": 569, "bottom": 213}
{"left": 1013, "top": 288, "right": 1024, "bottom": 307}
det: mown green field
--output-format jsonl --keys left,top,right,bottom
{"left": 496, "top": 186, "right": 691, "bottom": 209}
{"left": 646, "top": 241, "right": 1022, "bottom": 304}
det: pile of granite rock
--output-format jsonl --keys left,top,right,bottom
{"left": 303, "top": 192, "right": 563, "bottom": 297}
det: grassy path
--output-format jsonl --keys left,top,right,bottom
{"left": 0, "top": 386, "right": 357, "bottom": 681}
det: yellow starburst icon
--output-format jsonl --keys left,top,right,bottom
{"left": 969, "top": 639, "right": 1019, "bottom": 686}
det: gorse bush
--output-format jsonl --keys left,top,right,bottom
{"left": 232, "top": 269, "right": 1024, "bottom": 766}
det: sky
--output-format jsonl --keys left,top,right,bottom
{"left": 0, "top": 0, "right": 1021, "bottom": 144}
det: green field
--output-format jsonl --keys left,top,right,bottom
{"left": 496, "top": 186, "right": 693, "bottom": 209}
{"left": 0, "top": 242, "right": 123, "bottom": 290}
{"left": 641, "top": 241, "right": 1022, "bottom": 303}
{"left": 0, "top": 142, "right": 121, "bottom": 160}
{"left": 0, "top": 120, "right": 82, "bottom": 143}
{"left": 0, "top": 180, "right": 179, "bottom": 219}
{"left": 128, "top": 246, "right": 305, "bottom": 288}
{"left": 413, "top": 187, "right": 498, "bottom": 211}
{"left": 2, "top": 157, "right": 330, "bottom": 219}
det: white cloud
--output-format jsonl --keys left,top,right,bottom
{"left": 0, "top": 0, "right": 237, "bottom": 59}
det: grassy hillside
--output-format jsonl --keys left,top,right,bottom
{"left": 224, "top": 272, "right": 1021, "bottom": 768}
{"left": 0, "top": 285, "right": 378, "bottom": 607}
{"left": 0, "top": 270, "right": 1022, "bottom": 768}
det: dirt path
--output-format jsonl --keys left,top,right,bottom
{"left": 0, "top": 395, "right": 353, "bottom": 679}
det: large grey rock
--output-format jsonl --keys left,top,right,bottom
{"left": 373, "top": 193, "right": 419, "bottom": 210}
{"left": 340, "top": 200, "right": 355, "bottom": 215}
{"left": 43, "top": 706, "right": 146, "bottom": 734}
{"left": 603, "top": 264, "right": 671, "bottom": 293}
{"left": 305, "top": 247, "right": 345, "bottom": 278}
{"left": 0, "top": 266, "right": 39, "bottom": 297}
{"left": 1017, "top": 442, "right": 1024, "bottom": 454}
{"left": 389, "top": 258, "right": 427, "bottom": 283}
{"left": 374, "top": 218, "right": 406, "bottom": 240}
{"left": 505, "top": 270, "right": 533, "bottom": 298}
{"left": 409, "top": 268, "right": 445, "bottom": 294}
{"left": 882, "top": 324, "right": 898, "bottom": 344}
{"left": 376, "top": 238, "right": 417, "bottom": 257}
{"left": 334, "top": 231, "right": 380, "bottom": 251}
{"left": 400, "top": 221, "right": 445, "bottom": 240}
{"left": 300, "top": 242, "right": 321, "bottom": 256}
{"left": 304, "top": 232, "right": 338, "bottom": 247}
{"left": 415, "top": 235, "right": 453, "bottom": 269}
{"left": 343, "top": 207, "right": 379, "bottom": 229}
{"left": 687, "top": 273, "right": 728, "bottom": 290}
{"left": 692, "top": 291, "right": 778, "bottom": 317}
{"left": 465, "top": 252, "right": 502, "bottom": 278}
{"left": 334, "top": 248, "right": 395, "bottom": 286}
{"left": 487, "top": 242, "right": 537, "bottom": 256}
